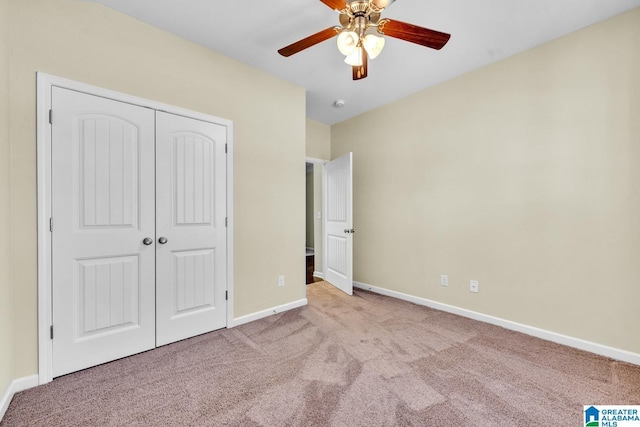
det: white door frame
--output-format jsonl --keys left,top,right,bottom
{"left": 36, "top": 73, "right": 235, "bottom": 384}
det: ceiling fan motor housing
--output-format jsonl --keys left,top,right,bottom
{"left": 340, "top": 1, "right": 382, "bottom": 36}
{"left": 349, "top": 1, "right": 369, "bottom": 15}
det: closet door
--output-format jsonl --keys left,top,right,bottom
{"left": 51, "top": 87, "right": 156, "bottom": 377}
{"left": 155, "top": 111, "right": 227, "bottom": 346}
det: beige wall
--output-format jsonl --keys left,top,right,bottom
{"left": 332, "top": 8, "right": 640, "bottom": 354}
{"left": 305, "top": 119, "right": 331, "bottom": 275}
{"left": 7, "top": 0, "right": 306, "bottom": 379}
{"left": 306, "top": 119, "right": 331, "bottom": 161}
{"left": 0, "top": 0, "right": 15, "bottom": 397}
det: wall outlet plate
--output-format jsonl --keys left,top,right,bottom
{"left": 470, "top": 280, "right": 479, "bottom": 293}
{"left": 440, "top": 275, "right": 448, "bottom": 287}
{"left": 278, "top": 275, "right": 285, "bottom": 287}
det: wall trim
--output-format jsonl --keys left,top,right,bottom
{"left": 0, "top": 375, "right": 39, "bottom": 421}
{"left": 354, "top": 281, "right": 640, "bottom": 366}
{"left": 229, "top": 299, "right": 308, "bottom": 328}
{"left": 313, "top": 271, "right": 324, "bottom": 279}
{"left": 37, "top": 72, "right": 235, "bottom": 385}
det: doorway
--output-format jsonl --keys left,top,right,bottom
{"left": 305, "top": 154, "right": 354, "bottom": 295}
{"left": 305, "top": 159, "right": 325, "bottom": 284}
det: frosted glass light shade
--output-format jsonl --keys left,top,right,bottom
{"left": 344, "top": 48, "right": 363, "bottom": 66}
{"left": 372, "top": 0, "right": 395, "bottom": 9}
{"left": 337, "top": 31, "right": 359, "bottom": 56}
{"left": 363, "top": 34, "right": 385, "bottom": 59}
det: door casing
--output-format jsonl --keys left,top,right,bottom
{"left": 36, "top": 73, "right": 235, "bottom": 385}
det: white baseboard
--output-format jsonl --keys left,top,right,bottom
{"left": 229, "top": 298, "right": 308, "bottom": 328}
{"left": 313, "top": 271, "right": 324, "bottom": 279}
{"left": 0, "top": 374, "right": 39, "bottom": 421}
{"left": 354, "top": 281, "right": 640, "bottom": 366}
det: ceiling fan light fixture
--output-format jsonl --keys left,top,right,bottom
{"left": 337, "top": 31, "right": 359, "bottom": 56}
{"left": 344, "top": 48, "right": 363, "bottom": 66}
{"left": 371, "top": 0, "right": 396, "bottom": 10}
{"left": 278, "top": 0, "right": 450, "bottom": 81}
{"left": 363, "top": 33, "right": 385, "bottom": 59}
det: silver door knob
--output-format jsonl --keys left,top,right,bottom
{"left": 344, "top": 229, "right": 350, "bottom": 234}
{"left": 142, "top": 237, "right": 153, "bottom": 246}
{"left": 350, "top": 229, "right": 355, "bottom": 234}
{"left": 158, "top": 237, "right": 168, "bottom": 244}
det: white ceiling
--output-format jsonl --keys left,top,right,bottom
{"left": 88, "top": 0, "right": 640, "bottom": 125}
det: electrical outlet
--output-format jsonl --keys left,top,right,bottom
{"left": 470, "top": 280, "right": 479, "bottom": 293}
{"left": 278, "top": 275, "right": 285, "bottom": 287}
{"left": 440, "top": 275, "right": 448, "bottom": 287}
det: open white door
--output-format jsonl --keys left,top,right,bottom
{"left": 323, "top": 153, "right": 353, "bottom": 295}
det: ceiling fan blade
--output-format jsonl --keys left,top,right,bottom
{"left": 352, "top": 48, "right": 368, "bottom": 80}
{"left": 278, "top": 27, "right": 340, "bottom": 57}
{"left": 371, "top": 0, "right": 396, "bottom": 10}
{"left": 378, "top": 19, "right": 450, "bottom": 50}
{"left": 319, "top": 0, "right": 347, "bottom": 12}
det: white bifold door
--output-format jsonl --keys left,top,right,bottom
{"left": 51, "top": 87, "right": 227, "bottom": 377}
{"left": 323, "top": 153, "right": 353, "bottom": 296}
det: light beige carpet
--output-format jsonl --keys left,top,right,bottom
{"left": 2, "top": 281, "right": 639, "bottom": 426}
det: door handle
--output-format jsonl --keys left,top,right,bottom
{"left": 344, "top": 229, "right": 356, "bottom": 234}
{"left": 142, "top": 237, "right": 153, "bottom": 246}
{"left": 158, "top": 237, "right": 168, "bottom": 244}
{"left": 350, "top": 229, "right": 355, "bottom": 234}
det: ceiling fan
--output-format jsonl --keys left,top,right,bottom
{"left": 278, "top": 0, "right": 451, "bottom": 81}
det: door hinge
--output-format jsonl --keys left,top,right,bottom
{"left": 49, "top": 217, "right": 53, "bottom": 232}
{"left": 225, "top": 291, "right": 228, "bottom": 301}
{"left": 225, "top": 143, "right": 228, "bottom": 154}
{"left": 225, "top": 217, "right": 228, "bottom": 227}
{"left": 50, "top": 325, "right": 54, "bottom": 340}
{"left": 49, "top": 109, "right": 53, "bottom": 125}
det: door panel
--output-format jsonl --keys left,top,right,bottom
{"left": 173, "top": 249, "right": 215, "bottom": 313}
{"left": 52, "top": 87, "right": 156, "bottom": 377}
{"left": 155, "top": 111, "right": 227, "bottom": 346}
{"left": 323, "top": 153, "right": 353, "bottom": 295}
{"left": 78, "top": 115, "right": 139, "bottom": 228}
{"left": 326, "top": 235, "right": 347, "bottom": 278}
{"left": 76, "top": 255, "right": 140, "bottom": 339}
